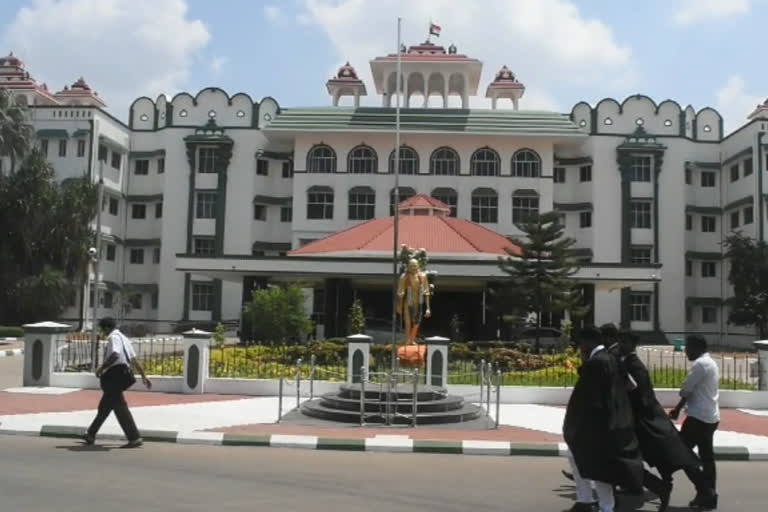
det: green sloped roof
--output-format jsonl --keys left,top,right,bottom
{"left": 264, "top": 107, "right": 585, "bottom": 137}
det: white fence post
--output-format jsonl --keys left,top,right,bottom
{"left": 23, "top": 321, "right": 71, "bottom": 387}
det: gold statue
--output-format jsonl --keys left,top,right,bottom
{"left": 397, "top": 254, "right": 432, "bottom": 345}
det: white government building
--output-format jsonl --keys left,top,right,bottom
{"left": 1, "top": 40, "right": 766, "bottom": 346}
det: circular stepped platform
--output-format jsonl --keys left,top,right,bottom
{"left": 300, "top": 383, "right": 483, "bottom": 425}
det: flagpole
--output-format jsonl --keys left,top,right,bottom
{"left": 390, "top": 17, "right": 402, "bottom": 375}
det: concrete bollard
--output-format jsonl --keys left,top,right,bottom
{"left": 22, "top": 321, "right": 72, "bottom": 387}
{"left": 754, "top": 340, "right": 768, "bottom": 391}
{"left": 182, "top": 328, "right": 211, "bottom": 394}
{"left": 346, "top": 334, "right": 372, "bottom": 384}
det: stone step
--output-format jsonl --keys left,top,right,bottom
{"left": 339, "top": 383, "right": 446, "bottom": 402}
{"left": 318, "top": 393, "right": 466, "bottom": 413}
{"left": 301, "top": 399, "right": 483, "bottom": 425}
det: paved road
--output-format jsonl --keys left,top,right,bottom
{"left": 1, "top": 435, "right": 766, "bottom": 511}
{"left": 0, "top": 356, "right": 22, "bottom": 389}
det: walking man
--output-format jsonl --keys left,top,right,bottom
{"left": 563, "top": 326, "right": 644, "bottom": 512}
{"left": 618, "top": 331, "right": 701, "bottom": 511}
{"left": 83, "top": 317, "right": 152, "bottom": 447}
{"left": 669, "top": 335, "right": 720, "bottom": 510}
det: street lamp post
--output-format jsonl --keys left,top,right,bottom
{"left": 89, "top": 163, "right": 105, "bottom": 371}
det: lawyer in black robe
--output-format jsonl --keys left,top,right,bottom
{"left": 563, "top": 330, "right": 644, "bottom": 493}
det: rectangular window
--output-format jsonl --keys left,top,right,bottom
{"left": 512, "top": 196, "right": 539, "bottom": 224}
{"left": 701, "top": 261, "right": 717, "bottom": 278}
{"left": 109, "top": 197, "right": 119, "bottom": 216}
{"left": 579, "top": 165, "right": 592, "bottom": 182}
{"left": 702, "top": 306, "right": 717, "bottom": 324}
{"left": 103, "top": 291, "right": 113, "bottom": 309}
{"left": 744, "top": 206, "right": 754, "bottom": 225}
{"left": 193, "top": 237, "right": 215, "bottom": 256}
{"left": 471, "top": 194, "right": 498, "bottom": 224}
{"left": 282, "top": 160, "right": 293, "bottom": 178}
{"left": 553, "top": 167, "right": 566, "bottom": 183}
{"left": 686, "top": 259, "right": 692, "bottom": 276}
{"left": 152, "top": 247, "right": 161, "bottom": 264}
{"left": 151, "top": 292, "right": 159, "bottom": 310}
{"left": 97, "top": 144, "right": 107, "bottom": 162}
{"left": 630, "top": 247, "right": 652, "bottom": 264}
{"left": 730, "top": 164, "right": 739, "bottom": 182}
{"left": 155, "top": 202, "right": 163, "bottom": 218}
{"left": 348, "top": 192, "right": 376, "bottom": 221}
{"left": 431, "top": 192, "right": 457, "bottom": 217}
{"left": 630, "top": 293, "right": 651, "bottom": 322}
{"left": 686, "top": 214, "right": 693, "bottom": 231}
{"left": 198, "top": 147, "right": 217, "bottom": 173}
{"left": 157, "top": 158, "right": 165, "bottom": 174}
{"left": 579, "top": 211, "right": 592, "bottom": 228}
{"left": 131, "top": 204, "right": 146, "bottom": 219}
{"left": 129, "top": 248, "right": 144, "bottom": 264}
{"left": 256, "top": 159, "right": 269, "bottom": 176}
{"left": 702, "top": 171, "right": 716, "bottom": 187}
{"left": 685, "top": 168, "right": 692, "bottom": 185}
{"left": 58, "top": 139, "right": 67, "bottom": 157}
{"left": 307, "top": 190, "right": 334, "bottom": 220}
{"left": 253, "top": 204, "right": 267, "bottom": 221}
{"left": 630, "top": 201, "right": 652, "bottom": 229}
{"left": 41, "top": 139, "right": 49, "bottom": 156}
{"left": 686, "top": 306, "right": 692, "bottom": 323}
{"left": 630, "top": 156, "right": 651, "bottom": 182}
{"left": 106, "top": 243, "right": 116, "bottom": 262}
{"left": 195, "top": 192, "right": 217, "bottom": 219}
{"left": 701, "top": 216, "right": 716, "bottom": 232}
{"left": 135, "top": 159, "right": 149, "bottom": 175}
{"left": 77, "top": 139, "right": 86, "bottom": 157}
{"left": 280, "top": 206, "right": 292, "bottom": 222}
{"left": 730, "top": 211, "right": 740, "bottom": 230}
{"left": 129, "top": 293, "right": 142, "bottom": 310}
{"left": 191, "top": 283, "right": 214, "bottom": 312}
{"left": 744, "top": 158, "right": 754, "bottom": 177}
{"left": 111, "top": 152, "right": 121, "bottom": 170}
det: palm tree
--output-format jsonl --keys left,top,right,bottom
{"left": 0, "top": 88, "right": 34, "bottom": 173}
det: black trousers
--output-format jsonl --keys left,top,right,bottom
{"left": 680, "top": 416, "right": 718, "bottom": 496}
{"left": 87, "top": 365, "right": 140, "bottom": 441}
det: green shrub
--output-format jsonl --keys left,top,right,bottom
{"left": 0, "top": 326, "right": 24, "bottom": 338}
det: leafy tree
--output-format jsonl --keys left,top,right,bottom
{"left": 346, "top": 298, "right": 366, "bottom": 335}
{"left": 213, "top": 322, "right": 226, "bottom": 348}
{"left": 242, "top": 284, "right": 313, "bottom": 344}
{"left": 0, "top": 89, "right": 34, "bottom": 173}
{"left": 723, "top": 232, "right": 768, "bottom": 338}
{"left": 0, "top": 92, "right": 98, "bottom": 324}
{"left": 496, "top": 211, "right": 589, "bottom": 350}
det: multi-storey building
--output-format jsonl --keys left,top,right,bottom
{"left": 2, "top": 41, "right": 766, "bottom": 346}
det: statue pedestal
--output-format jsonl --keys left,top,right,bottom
{"left": 397, "top": 343, "right": 426, "bottom": 367}
{"left": 425, "top": 336, "right": 449, "bottom": 388}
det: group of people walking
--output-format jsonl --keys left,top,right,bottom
{"left": 564, "top": 324, "right": 720, "bottom": 511}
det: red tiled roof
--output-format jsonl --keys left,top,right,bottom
{"left": 290, "top": 215, "right": 521, "bottom": 257}
{"left": 397, "top": 195, "right": 450, "bottom": 211}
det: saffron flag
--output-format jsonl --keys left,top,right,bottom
{"left": 429, "top": 22, "right": 441, "bottom": 37}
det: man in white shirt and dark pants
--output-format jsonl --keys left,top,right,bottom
{"left": 670, "top": 335, "right": 720, "bottom": 510}
{"left": 83, "top": 317, "right": 152, "bottom": 447}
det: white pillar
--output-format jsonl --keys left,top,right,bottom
{"left": 425, "top": 336, "right": 449, "bottom": 388}
{"left": 182, "top": 328, "right": 211, "bottom": 394}
{"left": 513, "top": 98, "right": 520, "bottom": 111}
{"left": 347, "top": 334, "right": 372, "bottom": 384}
{"left": 23, "top": 321, "right": 71, "bottom": 387}
{"left": 754, "top": 340, "right": 768, "bottom": 391}
{"left": 443, "top": 76, "right": 449, "bottom": 108}
{"left": 332, "top": 91, "right": 340, "bottom": 107}
{"left": 354, "top": 91, "right": 360, "bottom": 108}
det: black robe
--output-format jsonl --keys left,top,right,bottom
{"left": 563, "top": 349, "right": 644, "bottom": 490}
{"left": 623, "top": 352, "right": 700, "bottom": 473}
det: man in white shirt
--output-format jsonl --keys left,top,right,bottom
{"left": 670, "top": 335, "right": 720, "bottom": 510}
{"left": 83, "top": 317, "right": 152, "bottom": 448}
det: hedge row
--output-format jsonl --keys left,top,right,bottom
{"left": 0, "top": 326, "right": 24, "bottom": 338}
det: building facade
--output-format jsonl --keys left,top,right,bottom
{"left": 2, "top": 42, "right": 766, "bottom": 345}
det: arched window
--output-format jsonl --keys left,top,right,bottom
{"left": 430, "top": 147, "right": 460, "bottom": 176}
{"left": 512, "top": 189, "right": 540, "bottom": 225}
{"left": 307, "top": 144, "right": 336, "bottom": 173}
{"left": 348, "top": 186, "right": 376, "bottom": 220}
{"left": 470, "top": 147, "right": 500, "bottom": 177}
{"left": 471, "top": 188, "right": 498, "bottom": 224}
{"left": 347, "top": 145, "right": 377, "bottom": 174}
{"left": 307, "top": 186, "right": 334, "bottom": 219}
{"left": 389, "top": 186, "right": 416, "bottom": 216}
{"left": 512, "top": 149, "right": 541, "bottom": 177}
{"left": 388, "top": 145, "right": 419, "bottom": 175}
{"left": 431, "top": 187, "right": 458, "bottom": 217}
